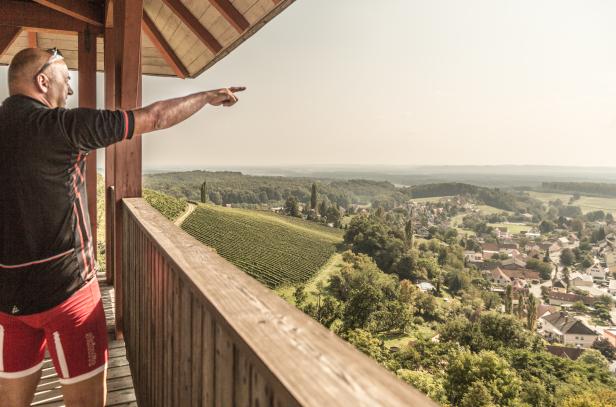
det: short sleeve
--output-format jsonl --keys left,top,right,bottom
{"left": 57, "top": 108, "right": 135, "bottom": 151}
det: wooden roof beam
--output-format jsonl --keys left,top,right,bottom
{"left": 142, "top": 11, "right": 189, "bottom": 79}
{"left": 161, "top": 0, "right": 222, "bottom": 54}
{"left": 0, "top": 1, "right": 102, "bottom": 34}
{"left": 208, "top": 0, "right": 249, "bottom": 33}
{"left": 28, "top": 32, "right": 38, "bottom": 48}
{"left": 0, "top": 26, "right": 21, "bottom": 55}
{"left": 32, "top": 0, "right": 104, "bottom": 27}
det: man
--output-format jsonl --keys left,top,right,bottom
{"left": 0, "top": 47, "right": 244, "bottom": 407}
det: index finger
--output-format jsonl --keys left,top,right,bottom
{"left": 229, "top": 86, "right": 246, "bottom": 93}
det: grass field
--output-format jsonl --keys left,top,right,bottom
{"left": 475, "top": 204, "right": 512, "bottom": 215}
{"left": 527, "top": 191, "right": 616, "bottom": 214}
{"left": 488, "top": 222, "right": 533, "bottom": 234}
{"left": 181, "top": 204, "right": 343, "bottom": 288}
{"left": 410, "top": 196, "right": 454, "bottom": 203}
{"left": 276, "top": 253, "right": 345, "bottom": 304}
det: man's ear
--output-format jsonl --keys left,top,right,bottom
{"left": 35, "top": 73, "right": 49, "bottom": 94}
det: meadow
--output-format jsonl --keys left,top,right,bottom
{"left": 527, "top": 191, "right": 616, "bottom": 214}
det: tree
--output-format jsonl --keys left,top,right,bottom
{"left": 516, "top": 292, "right": 526, "bottom": 319}
{"left": 592, "top": 338, "right": 616, "bottom": 362}
{"left": 318, "top": 199, "right": 329, "bottom": 218}
{"left": 310, "top": 183, "right": 318, "bottom": 211}
{"left": 460, "top": 381, "right": 495, "bottom": 407}
{"left": 560, "top": 248, "right": 575, "bottom": 267}
{"left": 294, "top": 285, "right": 307, "bottom": 306}
{"left": 526, "top": 258, "right": 553, "bottom": 280}
{"left": 200, "top": 180, "right": 207, "bottom": 203}
{"left": 284, "top": 196, "right": 301, "bottom": 217}
{"left": 539, "top": 220, "right": 556, "bottom": 234}
{"left": 504, "top": 285, "right": 513, "bottom": 314}
{"left": 325, "top": 205, "right": 341, "bottom": 226}
{"left": 540, "top": 286, "right": 550, "bottom": 303}
{"left": 343, "top": 329, "right": 389, "bottom": 364}
{"left": 404, "top": 218, "right": 414, "bottom": 250}
{"left": 445, "top": 349, "right": 521, "bottom": 406}
{"left": 397, "top": 370, "right": 447, "bottom": 405}
{"left": 208, "top": 190, "right": 222, "bottom": 205}
{"left": 343, "top": 284, "right": 383, "bottom": 330}
{"left": 526, "top": 293, "right": 537, "bottom": 331}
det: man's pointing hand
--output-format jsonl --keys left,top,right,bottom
{"left": 207, "top": 87, "right": 246, "bottom": 107}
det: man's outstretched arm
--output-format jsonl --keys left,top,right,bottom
{"left": 132, "top": 87, "right": 245, "bottom": 134}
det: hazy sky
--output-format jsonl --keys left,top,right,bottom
{"left": 2, "top": 0, "right": 616, "bottom": 168}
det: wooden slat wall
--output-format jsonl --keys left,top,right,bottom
{"left": 121, "top": 198, "right": 438, "bottom": 407}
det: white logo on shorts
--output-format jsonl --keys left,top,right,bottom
{"left": 85, "top": 332, "right": 97, "bottom": 367}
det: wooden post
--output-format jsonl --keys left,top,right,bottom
{"left": 112, "top": 0, "right": 143, "bottom": 339}
{"left": 78, "top": 27, "right": 98, "bottom": 260}
{"left": 104, "top": 21, "right": 116, "bottom": 284}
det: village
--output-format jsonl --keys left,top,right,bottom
{"left": 406, "top": 195, "right": 616, "bottom": 373}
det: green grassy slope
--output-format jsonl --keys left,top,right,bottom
{"left": 143, "top": 188, "right": 187, "bottom": 221}
{"left": 181, "top": 204, "right": 343, "bottom": 288}
{"left": 527, "top": 191, "right": 616, "bottom": 214}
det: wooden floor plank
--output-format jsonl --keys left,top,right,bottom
{"left": 30, "top": 276, "right": 138, "bottom": 407}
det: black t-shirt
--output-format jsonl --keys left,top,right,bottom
{"left": 0, "top": 94, "right": 135, "bottom": 315}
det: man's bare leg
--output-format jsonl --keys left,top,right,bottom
{"left": 0, "top": 369, "right": 42, "bottom": 407}
{"left": 60, "top": 369, "right": 106, "bottom": 407}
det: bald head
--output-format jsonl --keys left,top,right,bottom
{"left": 8, "top": 48, "right": 73, "bottom": 108}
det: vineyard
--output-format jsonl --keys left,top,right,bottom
{"left": 181, "top": 205, "right": 343, "bottom": 288}
{"left": 143, "top": 188, "right": 187, "bottom": 221}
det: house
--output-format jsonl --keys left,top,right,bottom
{"left": 558, "top": 237, "right": 571, "bottom": 248}
{"left": 604, "top": 329, "right": 616, "bottom": 347}
{"left": 609, "top": 280, "right": 616, "bottom": 295}
{"left": 521, "top": 213, "right": 534, "bottom": 222}
{"left": 500, "top": 257, "right": 527, "bottom": 270}
{"left": 502, "top": 269, "right": 540, "bottom": 282}
{"left": 548, "top": 292, "right": 597, "bottom": 307}
{"left": 499, "top": 239, "right": 519, "bottom": 250}
{"left": 495, "top": 228, "right": 512, "bottom": 239}
{"left": 525, "top": 228, "right": 541, "bottom": 239}
{"left": 545, "top": 345, "right": 585, "bottom": 361}
{"left": 570, "top": 273, "right": 593, "bottom": 289}
{"left": 537, "top": 304, "right": 559, "bottom": 319}
{"left": 482, "top": 242, "right": 500, "bottom": 257}
{"left": 551, "top": 279, "right": 567, "bottom": 293}
{"left": 548, "top": 242, "right": 562, "bottom": 256}
{"left": 539, "top": 311, "right": 599, "bottom": 348}
{"left": 417, "top": 282, "right": 436, "bottom": 293}
{"left": 488, "top": 267, "right": 511, "bottom": 286}
{"left": 464, "top": 251, "right": 483, "bottom": 263}
{"left": 586, "top": 263, "right": 608, "bottom": 281}
{"left": 511, "top": 278, "right": 528, "bottom": 291}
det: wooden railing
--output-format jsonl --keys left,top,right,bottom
{"left": 121, "top": 198, "right": 438, "bottom": 407}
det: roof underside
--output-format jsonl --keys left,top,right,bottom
{"left": 0, "top": 0, "right": 294, "bottom": 78}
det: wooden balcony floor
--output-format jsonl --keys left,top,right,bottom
{"left": 31, "top": 274, "right": 137, "bottom": 406}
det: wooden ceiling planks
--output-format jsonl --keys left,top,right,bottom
{"left": 161, "top": 0, "right": 223, "bottom": 54}
{"left": 142, "top": 10, "right": 189, "bottom": 78}
{"left": 0, "top": 0, "right": 296, "bottom": 78}
{"left": 208, "top": 0, "right": 249, "bottom": 33}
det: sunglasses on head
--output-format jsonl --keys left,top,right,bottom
{"left": 34, "top": 47, "right": 64, "bottom": 78}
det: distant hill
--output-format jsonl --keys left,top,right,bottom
{"left": 540, "top": 182, "right": 616, "bottom": 197}
{"left": 404, "top": 182, "right": 542, "bottom": 213}
{"left": 143, "top": 170, "right": 402, "bottom": 207}
{"left": 180, "top": 204, "right": 343, "bottom": 288}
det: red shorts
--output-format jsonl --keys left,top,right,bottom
{"left": 0, "top": 279, "right": 108, "bottom": 384}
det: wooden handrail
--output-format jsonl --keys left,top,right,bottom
{"left": 121, "top": 198, "right": 438, "bottom": 407}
